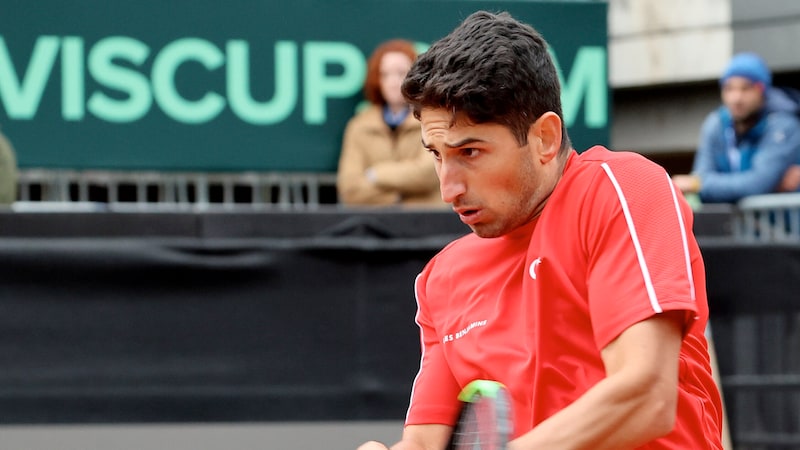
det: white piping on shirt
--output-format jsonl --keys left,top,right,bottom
{"left": 665, "top": 171, "right": 696, "bottom": 301}
{"left": 405, "top": 272, "right": 427, "bottom": 422}
{"left": 601, "top": 162, "right": 662, "bottom": 313}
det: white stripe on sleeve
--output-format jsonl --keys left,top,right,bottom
{"left": 601, "top": 163, "right": 662, "bottom": 313}
{"left": 405, "top": 272, "right": 427, "bottom": 421}
{"left": 665, "top": 172, "right": 696, "bottom": 301}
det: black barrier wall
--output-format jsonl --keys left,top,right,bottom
{"left": 0, "top": 209, "right": 469, "bottom": 423}
{"left": 0, "top": 209, "right": 798, "bottom": 448}
{"left": 0, "top": 240, "right": 430, "bottom": 422}
{"left": 702, "top": 242, "right": 800, "bottom": 448}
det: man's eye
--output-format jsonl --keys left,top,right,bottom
{"left": 428, "top": 149, "right": 442, "bottom": 160}
{"left": 462, "top": 148, "right": 480, "bottom": 157}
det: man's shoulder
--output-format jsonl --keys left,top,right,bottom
{"left": 765, "top": 108, "right": 800, "bottom": 128}
{"left": 568, "top": 146, "right": 671, "bottom": 192}
{"left": 421, "top": 232, "right": 490, "bottom": 279}
{"left": 763, "top": 87, "right": 800, "bottom": 131}
{"left": 766, "top": 86, "right": 800, "bottom": 115}
{"left": 574, "top": 146, "right": 662, "bottom": 170}
{"left": 696, "top": 107, "right": 725, "bottom": 132}
{"left": 436, "top": 232, "right": 484, "bottom": 255}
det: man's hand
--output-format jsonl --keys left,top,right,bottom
{"left": 779, "top": 165, "right": 800, "bottom": 192}
{"left": 671, "top": 174, "right": 701, "bottom": 194}
{"left": 357, "top": 441, "right": 390, "bottom": 450}
{"left": 357, "top": 424, "right": 452, "bottom": 450}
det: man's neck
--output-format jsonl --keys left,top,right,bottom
{"left": 734, "top": 110, "right": 762, "bottom": 135}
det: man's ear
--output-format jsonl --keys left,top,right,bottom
{"left": 529, "top": 112, "right": 562, "bottom": 163}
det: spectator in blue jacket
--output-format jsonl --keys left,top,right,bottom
{"left": 672, "top": 52, "right": 800, "bottom": 203}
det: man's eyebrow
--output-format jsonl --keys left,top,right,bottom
{"left": 421, "top": 137, "right": 486, "bottom": 149}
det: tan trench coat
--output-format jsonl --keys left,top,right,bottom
{"left": 336, "top": 105, "right": 444, "bottom": 207}
{"left": 0, "top": 130, "right": 18, "bottom": 205}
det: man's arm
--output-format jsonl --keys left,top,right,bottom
{"left": 672, "top": 112, "right": 717, "bottom": 195}
{"left": 507, "top": 310, "right": 685, "bottom": 450}
{"left": 779, "top": 165, "right": 800, "bottom": 192}
{"left": 698, "top": 114, "right": 800, "bottom": 202}
{"left": 671, "top": 174, "right": 701, "bottom": 194}
{"left": 358, "top": 424, "right": 452, "bottom": 450}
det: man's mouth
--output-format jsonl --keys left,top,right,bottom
{"left": 454, "top": 207, "right": 481, "bottom": 224}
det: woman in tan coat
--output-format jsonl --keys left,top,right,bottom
{"left": 336, "top": 40, "right": 444, "bottom": 207}
{"left": 0, "top": 129, "right": 18, "bottom": 205}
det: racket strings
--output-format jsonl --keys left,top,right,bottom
{"left": 451, "top": 394, "right": 505, "bottom": 450}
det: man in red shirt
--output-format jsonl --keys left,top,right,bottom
{"left": 358, "top": 10, "right": 724, "bottom": 450}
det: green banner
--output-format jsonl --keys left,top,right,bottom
{"left": 0, "top": 0, "right": 607, "bottom": 172}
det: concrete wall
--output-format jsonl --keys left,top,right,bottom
{"left": 732, "top": 0, "right": 800, "bottom": 71}
{"left": 608, "top": 0, "right": 800, "bottom": 171}
{"left": 608, "top": 0, "right": 732, "bottom": 88}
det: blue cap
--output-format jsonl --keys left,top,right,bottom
{"left": 720, "top": 52, "right": 771, "bottom": 88}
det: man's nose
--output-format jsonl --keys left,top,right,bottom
{"left": 438, "top": 161, "right": 466, "bottom": 203}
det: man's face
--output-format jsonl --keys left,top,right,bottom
{"left": 419, "top": 107, "right": 549, "bottom": 238}
{"left": 721, "top": 76, "right": 765, "bottom": 122}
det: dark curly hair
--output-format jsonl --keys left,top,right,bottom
{"left": 402, "top": 11, "right": 571, "bottom": 152}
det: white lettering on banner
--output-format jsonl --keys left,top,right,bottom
{"left": 0, "top": 35, "right": 607, "bottom": 128}
{"left": 0, "top": 35, "right": 59, "bottom": 119}
{"left": 87, "top": 36, "right": 152, "bottom": 123}
{"left": 227, "top": 40, "right": 298, "bottom": 125}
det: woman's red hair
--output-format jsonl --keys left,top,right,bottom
{"left": 363, "top": 39, "right": 417, "bottom": 105}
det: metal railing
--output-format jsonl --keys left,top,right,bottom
{"left": 15, "top": 169, "right": 338, "bottom": 211}
{"left": 733, "top": 192, "right": 800, "bottom": 242}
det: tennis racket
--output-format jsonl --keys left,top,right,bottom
{"left": 449, "top": 379, "right": 513, "bottom": 450}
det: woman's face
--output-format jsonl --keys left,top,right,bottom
{"left": 379, "top": 51, "right": 413, "bottom": 110}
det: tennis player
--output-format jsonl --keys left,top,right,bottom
{"left": 358, "top": 10, "right": 724, "bottom": 450}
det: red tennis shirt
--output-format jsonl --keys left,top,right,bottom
{"left": 406, "top": 146, "right": 723, "bottom": 449}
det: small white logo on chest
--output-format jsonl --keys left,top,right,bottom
{"left": 529, "top": 258, "right": 542, "bottom": 280}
